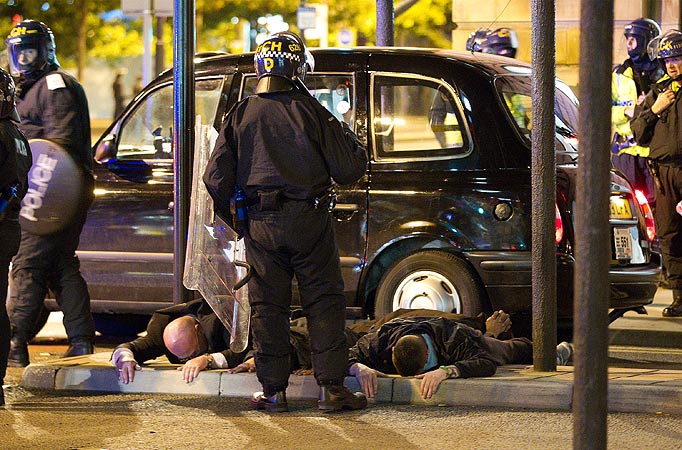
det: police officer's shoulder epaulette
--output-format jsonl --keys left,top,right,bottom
{"left": 45, "top": 73, "right": 66, "bottom": 91}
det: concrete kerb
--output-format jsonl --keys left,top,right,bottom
{"left": 20, "top": 354, "right": 682, "bottom": 414}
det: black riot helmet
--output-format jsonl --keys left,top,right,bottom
{"left": 0, "top": 67, "right": 20, "bottom": 122}
{"left": 480, "top": 28, "right": 518, "bottom": 58}
{"left": 656, "top": 30, "right": 682, "bottom": 60}
{"left": 624, "top": 18, "right": 661, "bottom": 63}
{"left": 466, "top": 28, "right": 489, "bottom": 52}
{"left": 6, "top": 19, "right": 60, "bottom": 77}
{"left": 253, "top": 31, "right": 314, "bottom": 94}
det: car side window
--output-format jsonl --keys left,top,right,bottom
{"left": 242, "top": 74, "right": 355, "bottom": 126}
{"left": 117, "top": 78, "right": 224, "bottom": 160}
{"left": 372, "top": 73, "right": 470, "bottom": 161}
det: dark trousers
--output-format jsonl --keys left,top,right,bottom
{"left": 1, "top": 219, "right": 21, "bottom": 382}
{"left": 477, "top": 334, "right": 533, "bottom": 366}
{"left": 9, "top": 200, "right": 94, "bottom": 343}
{"left": 653, "top": 165, "right": 682, "bottom": 290}
{"left": 246, "top": 201, "right": 347, "bottom": 395}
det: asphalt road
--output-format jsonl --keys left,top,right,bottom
{"left": 3, "top": 389, "right": 682, "bottom": 450}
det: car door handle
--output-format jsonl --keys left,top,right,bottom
{"left": 333, "top": 203, "right": 359, "bottom": 221}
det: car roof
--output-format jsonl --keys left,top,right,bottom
{"left": 159, "top": 47, "right": 533, "bottom": 83}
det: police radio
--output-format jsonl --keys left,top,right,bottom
{"left": 230, "top": 185, "right": 248, "bottom": 237}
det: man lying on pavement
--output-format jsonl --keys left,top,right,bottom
{"left": 348, "top": 314, "right": 573, "bottom": 399}
{"left": 111, "top": 299, "right": 250, "bottom": 384}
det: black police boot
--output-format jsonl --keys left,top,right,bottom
{"left": 662, "top": 290, "right": 682, "bottom": 317}
{"left": 251, "top": 391, "right": 289, "bottom": 413}
{"left": 7, "top": 338, "right": 29, "bottom": 368}
{"left": 62, "top": 337, "right": 94, "bottom": 358}
{"left": 1, "top": 385, "right": 5, "bottom": 406}
{"left": 318, "top": 384, "right": 367, "bottom": 411}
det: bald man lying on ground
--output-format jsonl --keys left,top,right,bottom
{"left": 111, "top": 299, "right": 250, "bottom": 384}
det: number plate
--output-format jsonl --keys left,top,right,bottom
{"left": 613, "top": 227, "right": 632, "bottom": 260}
{"left": 610, "top": 196, "right": 632, "bottom": 219}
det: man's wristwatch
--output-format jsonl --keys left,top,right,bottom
{"left": 205, "top": 353, "right": 214, "bottom": 369}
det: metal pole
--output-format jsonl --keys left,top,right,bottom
{"left": 574, "top": 1, "right": 613, "bottom": 449}
{"left": 155, "top": 16, "right": 165, "bottom": 77}
{"left": 143, "top": 8, "right": 153, "bottom": 86}
{"left": 376, "top": 0, "right": 394, "bottom": 46}
{"left": 531, "top": 0, "right": 557, "bottom": 372}
{"left": 172, "top": 0, "right": 195, "bottom": 305}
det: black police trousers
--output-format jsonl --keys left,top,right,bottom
{"left": 9, "top": 200, "right": 95, "bottom": 343}
{"left": 653, "top": 165, "right": 682, "bottom": 290}
{"left": 0, "top": 219, "right": 21, "bottom": 382}
{"left": 245, "top": 200, "right": 348, "bottom": 395}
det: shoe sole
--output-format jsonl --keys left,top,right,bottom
{"left": 318, "top": 400, "right": 368, "bottom": 411}
{"left": 250, "top": 400, "right": 289, "bottom": 413}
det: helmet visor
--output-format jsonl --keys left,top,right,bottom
{"left": 6, "top": 40, "right": 46, "bottom": 76}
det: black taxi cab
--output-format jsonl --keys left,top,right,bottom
{"left": 72, "top": 47, "right": 659, "bottom": 336}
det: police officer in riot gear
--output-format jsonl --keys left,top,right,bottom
{"left": 5, "top": 20, "right": 95, "bottom": 366}
{"left": 0, "top": 67, "right": 31, "bottom": 405}
{"left": 611, "top": 18, "right": 663, "bottom": 205}
{"left": 631, "top": 30, "right": 682, "bottom": 317}
{"left": 204, "top": 31, "right": 368, "bottom": 412}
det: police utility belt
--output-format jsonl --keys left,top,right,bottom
{"left": 243, "top": 188, "right": 337, "bottom": 212}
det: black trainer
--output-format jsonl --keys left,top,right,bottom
{"left": 62, "top": 337, "right": 94, "bottom": 358}
{"left": 318, "top": 385, "right": 367, "bottom": 411}
{"left": 8, "top": 339, "right": 29, "bottom": 368}
{"left": 251, "top": 391, "right": 289, "bottom": 413}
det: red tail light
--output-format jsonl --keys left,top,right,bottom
{"left": 634, "top": 189, "right": 655, "bottom": 242}
{"left": 555, "top": 204, "right": 564, "bottom": 244}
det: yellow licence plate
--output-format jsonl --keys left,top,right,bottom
{"left": 610, "top": 197, "right": 632, "bottom": 219}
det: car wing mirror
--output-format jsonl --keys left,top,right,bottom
{"left": 94, "top": 134, "right": 117, "bottom": 163}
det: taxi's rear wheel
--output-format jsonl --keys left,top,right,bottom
{"left": 375, "top": 250, "right": 484, "bottom": 317}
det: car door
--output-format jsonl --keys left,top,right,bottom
{"left": 79, "top": 77, "right": 227, "bottom": 313}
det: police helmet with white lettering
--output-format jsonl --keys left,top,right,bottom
{"left": 5, "top": 19, "right": 60, "bottom": 78}
{"left": 254, "top": 31, "right": 314, "bottom": 94}
{"left": 624, "top": 18, "right": 661, "bottom": 63}
{"left": 0, "top": 68, "right": 20, "bottom": 122}
{"left": 657, "top": 29, "right": 682, "bottom": 60}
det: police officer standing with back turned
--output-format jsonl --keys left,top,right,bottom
{"left": 204, "top": 31, "right": 368, "bottom": 412}
{"left": 5, "top": 20, "right": 95, "bottom": 367}
{"left": 631, "top": 30, "right": 682, "bottom": 317}
{"left": 0, "top": 67, "right": 31, "bottom": 406}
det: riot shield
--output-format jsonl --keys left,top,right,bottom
{"left": 184, "top": 120, "right": 251, "bottom": 352}
{"left": 19, "top": 139, "right": 87, "bottom": 235}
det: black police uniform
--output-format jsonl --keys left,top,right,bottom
{"left": 631, "top": 76, "right": 682, "bottom": 291}
{"left": 0, "top": 116, "right": 31, "bottom": 399}
{"left": 204, "top": 88, "right": 367, "bottom": 395}
{"left": 9, "top": 66, "right": 95, "bottom": 349}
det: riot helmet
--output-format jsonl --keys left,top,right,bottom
{"left": 480, "top": 28, "right": 518, "bottom": 58}
{"left": 656, "top": 30, "right": 682, "bottom": 60}
{"left": 624, "top": 18, "right": 661, "bottom": 63}
{"left": 466, "top": 28, "right": 489, "bottom": 52}
{"left": 5, "top": 20, "right": 59, "bottom": 77}
{"left": 254, "top": 31, "right": 314, "bottom": 81}
{"left": 0, "top": 67, "right": 20, "bottom": 122}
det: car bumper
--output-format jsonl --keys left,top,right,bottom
{"left": 465, "top": 251, "right": 659, "bottom": 317}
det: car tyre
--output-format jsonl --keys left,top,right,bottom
{"left": 375, "top": 250, "right": 484, "bottom": 317}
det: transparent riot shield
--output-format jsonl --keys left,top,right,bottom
{"left": 184, "top": 119, "right": 251, "bottom": 352}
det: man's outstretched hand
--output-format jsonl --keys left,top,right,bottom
{"left": 485, "top": 310, "right": 512, "bottom": 338}
{"left": 349, "top": 362, "right": 387, "bottom": 398}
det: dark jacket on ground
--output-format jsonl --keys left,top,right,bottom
{"left": 115, "top": 299, "right": 249, "bottom": 367}
{"left": 348, "top": 316, "right": 498, "bottom": 379}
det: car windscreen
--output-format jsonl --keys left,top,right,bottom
{"left": 493, "top": 74, "right": 579, "bottom": 158}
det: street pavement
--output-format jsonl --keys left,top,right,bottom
{"left": 12, "top": 288, "right": 682, "bottom": 414}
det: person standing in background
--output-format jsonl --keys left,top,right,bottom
{"left": 0, "top": 67, "right": 32, "bottom": 405}
{"left": 631, "top": 30, "right": 682, "bottom": 317}
{"left": 112, "top": 68, "right": 127, "bottom": 118}
{"left": 5, "top": 19, "right": 96, "bottom": 367}
{"left": 611, "top": 18, "right": 663, "bottom": 204}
